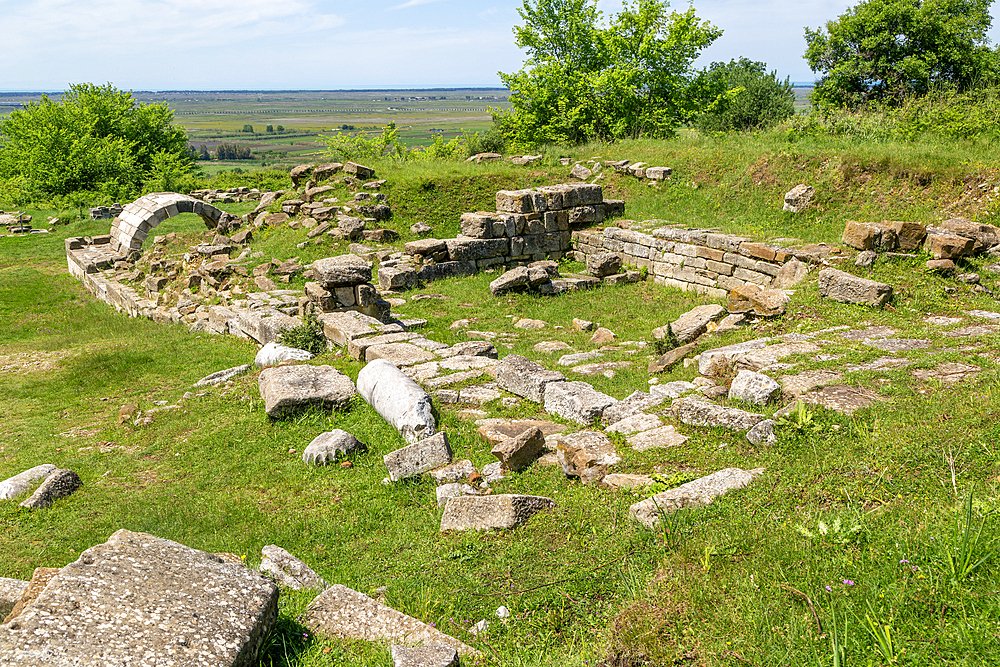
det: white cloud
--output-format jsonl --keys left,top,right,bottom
{"left": 388, "top": 0, "right": 445, "bottom": 10}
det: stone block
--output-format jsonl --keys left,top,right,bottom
{"left": 18, "top": 469, "right": 81, "bottom": 509}
{"left": 260, "top": 545, "right": 328, "bottom": 591}
{"left": 926, "top": 233, "right": 975, "bottom": 260}
{"left": 728, "top": 370, "right": 781, "bottom": 405}
{"left": 672, "top": 397, "right": 764, "bottom": 432}
{"left": 494, "top": 355, "right": 565, "bottom": 403}
{"left": 445, "top": 238, "right": 508, "bottom": 262}
{"left": 440, "top": 494, "right": 555, "bottom": 531}
{"left": 258, "top": 365, "right": 357, "bottom": 418}
{"left": 313, "top": 254, "right": 372, "bottom": 287}
{"left": 888, "top": 221, "right": 927, "bottom": 251}
{"left": 491, "top": 426, "right": 545, "bottom": 472}
{"left": 384, "top": 432, "right": 452, "bottom": 482}
{"left": 817, "top": 268, "right": 893, "bottom": 307}
{"left": 543, "top": 381, "right": 616, "bottom": 425}
{"left": 629, "top": 469, "right": 765, "bottom": 527}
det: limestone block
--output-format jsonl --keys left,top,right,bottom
{"left": 384, "top": 432, "right": 452, "bottom": 482}
{"left": 627, "top": 425, "right": 689, "bottom": 452}
{"left": 303, "top": 584, "right": 478, "bottom": 656}
{"left": 664, "top": 304, "right": 726, "bottom": 343}
{"left": 258, "top": 365, "right": 357, "bottom": 418}
{"left": 491, "top": 426, "right": 545, "bottom": 472}
{"left": 629, "top": 468, "right": 765, "bottom": 527}
{"left": 358, "top": 359, "right": 436, "bottom": 444}
{"left": 392, "top": 643, "right": 460, "bottom": 667}
{"left": 440, "top": 494, "right": 555, "bottom": 531}
{"left": 940, "top": 217, "right": 1000, "bottom": 251}
{"left": 888, "top": 221, "right": 927, "bottom": 251}
{"left": 543, "top": 380, "right": 616, "bottom": 425}
{"left": 783, "top": 184, "right": 814, "bottom": 213}
{"left": 587, "top": 252, "right": 622, "bottom": 278}
{"left": 746, "top": 419, "right": 777, "bottom": 445}
{"left": 494, "top": 355, "right": 565, "bottom": 403}
{"left": 313, "top": 254, "right": 372, "bottom": 287}
{"left": 429, "top": 460, "right": 478, "bottom": 484}
{"left": 842, "top": 221, "right": 897, "bottom": 251}
{"left": 490, "top": 266, "right": 530, "bottom": 296}
{"left": 672, "top": 397, "right": 764, "bottom": 432}
{"left": 728, "top": 370, "right": 781, "bottom": 405}
{"left": 698, "top": 338, "right": 772, "bottom": 376}
{"left": 0, "top": 530, "right": 279, "bottom": 666}
{"left": 926, "top": 233, "right": 976, "bottom": 260}
{"left": 817, "top": 268, "right": 893, "bottom": 307}
{"left": 445, "top": 238, "right": 508, "bottom": 262}
{"left": 254, "top": 342, "right": 314, "bottom": 368}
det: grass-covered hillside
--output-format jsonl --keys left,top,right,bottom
{"left": 2, "top": 130, "right": 999, "bottom": 666}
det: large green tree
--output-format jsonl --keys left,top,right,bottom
{"left": 494, "top": 0, "right": 722, "bottom": 148}
{"left": 805, "top": 0, "right": 1000, "bottom": 108}
{"left": 696, "top": 58, "right": 796, "bottom": 132}
{"left": 0, "top": 83, "right": 190, "bottom": 200}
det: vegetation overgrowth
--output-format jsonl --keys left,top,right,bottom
{"left": 2, "top": 114, "right": 1000, "bottom": 665}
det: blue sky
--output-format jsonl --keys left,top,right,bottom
{"left": 1, "top": 0, "right": 999, "bottom": 90}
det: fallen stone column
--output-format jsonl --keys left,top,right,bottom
{"left": 358, "top": 359, "right": 436, "bottom": 444}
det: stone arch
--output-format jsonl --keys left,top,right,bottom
{"left": 109, "top": 192, "right": 225, "bottom": 254}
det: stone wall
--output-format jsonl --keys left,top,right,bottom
{"left": 572, "top": 225, "right": 818, "bottom": 299}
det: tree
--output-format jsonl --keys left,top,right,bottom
{"left": 696, "top": 58, "right": 796, "bottom": 132}
{"left": 276, "top": 125, "right": 285, "bottom": 133}
{"left": 805, "top": 0, "right": 1000, "bottom": 108}
{"left": 242, "top": 124, "right": 254, "bottom": 133}
{"left": 494, "top": 0, "right": 721, "bottom": 148}
{"left": 215, "top": 143, "right": 252, "bottom": 160}
{"left": 0, "top": 83, "right": 190, "bottom": 200}
{"left": 266, "top": 124, "right": 274, "bottom": 133}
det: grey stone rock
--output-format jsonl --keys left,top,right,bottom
{"left": 855, "top": 250, "right": 877, "bottom": 267}
{"left": 366, "top": 343, "right": 438, "bottom": 367}
{"left": 494, "top": 355, "right": 565, "bottom": 403}
{"left": 728, "top": 370, "right": 781, "bottom": 405}
{"left": 698, "top": 338, "right": 772, "bottom": 376}
{"left": 788, "top": 385, "right": 879, "bottom": 415}
{"left": 194, "top": 364, "right": 251, "bottom": 387}
{"left": 783, "top": 184, "right": 814, "bottom": 213}
{"left": 605, "top": 413, "right": 663, "bottom": 435}
{"left": 379, "top": 265, "right": 418, "bottom": 291}
{"left": 259, "top": 365, "right": 357, "bottom": 418}
{"left": 818, "top": 268, "right": 893, "bottom": 307}
{"left": 19, "top": 469, "right": 81, "bottom": 509}
{"left": 358, "top": 359, "right": 436, "bottom": 444}
{"left": 648, "top": 342, "right": 698, "bottom": 374}
{"left": 429, "top": 460, "right": 477, "bottom": 484}
{"left": 303, "top": 584, "right": 478, "bottom": 656}
{"left": 448, "top": 341, "right": 498, "bottom": 358}
{"left": 627, "top": 426, "right": 688, "bottom": 452}
{"left": 774, "top": 258, "right": 809, "bottom": 289}
{"left": 490, "top": 267, "right": 530, "bottom": 296}
{"left": 672, "top": 397, "right": 764, "bottom": 432}
{"left": 481, "top": 462, "right": 505, "bottom": 483}
{"left": 303, "top": 430, "right": 366, "bottom": 465}
{"left": 601, "top": 391, "right": 664, "bottom": 426}
{"left": 746, "top": 419, "right": 777, "bottom": 445}
{"left": 436, "top": 483, "right": 480, "bottom": 508}
{"left": 313, "top": 254, "right": 372, "bottom": 287}
{"left": 260, "top": 545, "right": 328, "bottom": 591}
{"left": 440, "top": 494, "right": 555, "bottom": 531}
{"left": 543, "top": 381, "right": 616, "bottom": 424}
{"left": 0, "top": 578, "right": 28, "bottom": 620}
{"left": 587, "top": 252, "right": 622, "bottom": 278}
{"left": 492, "top": 426, "right": 545, "bottom": 472}
{"left": 0, "top": 530, "right": 279, "bottom": 666}
{"left": 570, "top": 164, "right": 592, "bottom": 180}
{"left": 552, "top": 430, "right": 620, "bottom": 484}
{"left": 650, "top": 381, "right": 697, "bottom": 400}
{"left": 391, "top": 643, "right": 460, "bottom": 667}
{"left": 384, "top": 432, "right": 452, "bottom": 482}
{"left": 254, "top": 342, "right": 314, "bottom": 368}
{"left": 630, "top": 468, "right": 765, "bottom": 527}
{"left": 0, "top": 464, "right": 57, "bottom": 500}
{"left": 664, "top": 304, "right": 726, "bottom": 344}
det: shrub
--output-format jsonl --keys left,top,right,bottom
{"left": 696, "top": 58, "right": 795, "bottom": 132}
{"left": 278, "top": 311, "right": 326, "bottom": 355}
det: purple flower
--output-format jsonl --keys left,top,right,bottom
{"left": 899, "top": 559, "right": 910, "bottom": 564}
{"left": 825, "top": 585, "right": 832, "bottom": 592}
{"left": 842, "top": 579, "right": 855, "bottom": 586}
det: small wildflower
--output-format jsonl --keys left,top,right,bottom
{"left": 825, "top": 585, "right": 832, "bottom": 592}
{"left": 842, "top": 579, "right": 855, "bottom": 586}
{"left": 899, "top": 559, "right": 910, "bottom": 564}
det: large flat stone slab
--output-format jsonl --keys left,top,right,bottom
{"left": 0, "top": 530, "right": 279, "bottom": 666}
{"left": 384, "top": 432, "right": 452, "bottom": 482}
{"left": 629, "top": 468, "right": 765, "bottom": 528}
{"left": 303, "top": 584, "right": 478, "bottom": 656}
{"left": 627, "top": 426, "right": 688, "bottom": 451}
{"left": 698, "top": 338, "right": 772, "bottom": 376}
{"left": 543, "top": 380, "right": 616, "bottom": 424}
{"left": 792, "top": 384, "right": 879, "bottom": 415}
{"left": 258, "top": 365, "right": 358, "bottom": 418}
{"left": 476, "top": 418, "right": 566, "bottom": 445}
{"left": 440, "top": 494, "right": 555, "bottom": 531}
{"left": 818, "top": 268, "right": 893, "bottom": 307}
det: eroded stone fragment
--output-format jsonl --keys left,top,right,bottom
{"left": 491, "top": 427, "right": 545, "bottom": 472}
{"left": 384, "top": 432, "right": 452, "bottom": 482}
{"left": 817, "top": 268, "right": 893, "bottom": 307}
{"left": 543, "top": 381, "right": 616, "bottom": 424}
{"left": 260, "top": 545, "right": 328, "bottom": 591}
{"left": 494, "top": 355, "right": 565, "bottom": 403}
{"left": 303, "top": 430, "right": 366, "bottom": 465}
{"left": 0, "top": 578, "right": 28, "bottom": 621}
{"left": 303, "top": 584, "right": 478, "bottom": 656}
{"left": 391, "top": 642, "right": 460, "bottom": 667}
{"left": 19, "top": 469, "right": 81, "bottom": 509}
{"left": 194, "top": 364, "right": 251, "bottom": 387}
{"left": 672, "top": 397, "right": 764, "bottom": 432}
{"left": 728, "top": 370, "right": 781, "bottom": 405}
{"left": 629, "top": 468, "right": 765, "bottom": 528}
{"left": 259, "top": 365, "right": 357, "bottom": 418}
{"left": 254, "top": 342, "right": 314, "bottom": 368}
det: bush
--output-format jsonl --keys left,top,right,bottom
{"left": 320, "top": 124, "right": 405, "bottom": 162}
{"left": 278, "top": 311, "right": 326, "bottom": 355}
{"left": 464, "top": 127, "right": 507, "bottom": 156}
{"left": 696, "top": 58, "right": 795, "bottom": 132}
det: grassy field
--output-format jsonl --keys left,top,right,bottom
{"left": 1, "top": 129, "right": 998, "bottom": 666}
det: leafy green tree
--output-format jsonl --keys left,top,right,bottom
{"left": 276, "top": 125, "right": 285, "bottom": 133}
{"left": 265, "top": 124, "right": 274, "bottom": 133}
{"left": 494, "top": 0, "right": 721, "bottom": 148}
{"left": 805, "top": 0, "right": 1000, "bottom": 108}
{"left": 0, "top": 83, "right": 189, "bottom": 200}
{"left": 696, "top": 58, "right": 795, "bottom": 132}
{"left": 242, "top": 124, "right": 254, "bottom": 133}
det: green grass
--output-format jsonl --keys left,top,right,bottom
{"left": 2, "top": 128, "right": 1000, "bottom": 666}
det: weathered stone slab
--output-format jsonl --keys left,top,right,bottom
{"left": 303, "top": 584, "right": 478, "bottom": 656}
{"left": 0, "top": 530, "right": 279, "bottom": 666}
{"left": 779, "top": 369, "right": 843, "bottom": 399}
{"left": 862, "top": 338, "right": 931, "bottom": 352}
{"left": 494, "top": 355, "right": 565, "bottom": 402}
{"left": 19, "top": 469, "right": 81, "bottom": 509}
{"left": 358, "top": 359, "right": 436, "bottom": 444}
{"left": 391, "top": 642, "right": 460, "bottom": 667}
{"left": 791, "top": 385, "right": 879, "bottom": 415}
{"left": 543, "top": 381, "right": 616, "bottom": 424}
{"left": 194, "top": 364, "right": 251, "bottom": 387}
{"left": 942, "top": 325, "right": 1000, "bottom": 338}
{"left": 260, "top": 545, "right": 328, "bottom": 591}
{"left": 650, "top": 381, "right": 698, "bottom": 400}
{"left": 728, "top": 370, "right": 781, "bottom": 405}
{"left": 384, "top": 432, "right": 452, "bottom": 482}
{"left": 440, "top": 494, "right": 555, "bottom": 531}
{"left": 303, "top": 430, "right": 366, "bottom": 465}
{"left": 476, "top": 418, "right": 566, "bottom": 445}
{"left": 0, "top": 464, "right": 56, "bottom": 500}
{"left": 926, "top": 231, "right": 975, "bottom": 259}
{"left": 648, "top": 342, "right": 698, "bottom": 374}
{"left": 627, "top": 426, "right": 688, "bottom": 452}
{"left": 558, "top": 351, "right": 603, "bottom": 366}
{"left": 659, "top": 304, "right": 726, "bottom": 343}
{"left": 698, "top": 338, "right": 772, "bottom": 376}
{"left": 3, "top": 568, "right": 60, "bottom": 624}
{"left": 313, "top": 254, "right": 372, "bottom": 287}
{"left": 259, "top": 365, "right": 357, "bottom": 418}
{"left": 672, "top": 397, "right": 764, "bottom": 431}
{"left": 746, "top": 419, "right": 777, "bottom": 445}
{"left": 605, "top": 413, "right": 663, "bottom": 435}
{"left": 429, "top": 459, "right": 477, "bottom": 484}
{"left": 912, "top": 363, "right": 980, "bottom": 384}
{"left": 366, "top": 342, "right": 438, "bottom": 367}
{"left": 818, "top": 268, "right": 893, "bottom": 307}
{"left": 601, "top": 391, "right": 665, "bottom": 426}
{"left": 629, "top": 468, "right": 765, "bottom": 528}
{"left": 436, "top": 483, "right": 480, "bottom": 508}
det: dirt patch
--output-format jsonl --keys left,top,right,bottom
{"left": 0, "top": 350, "right": 74, "bottom": 374}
